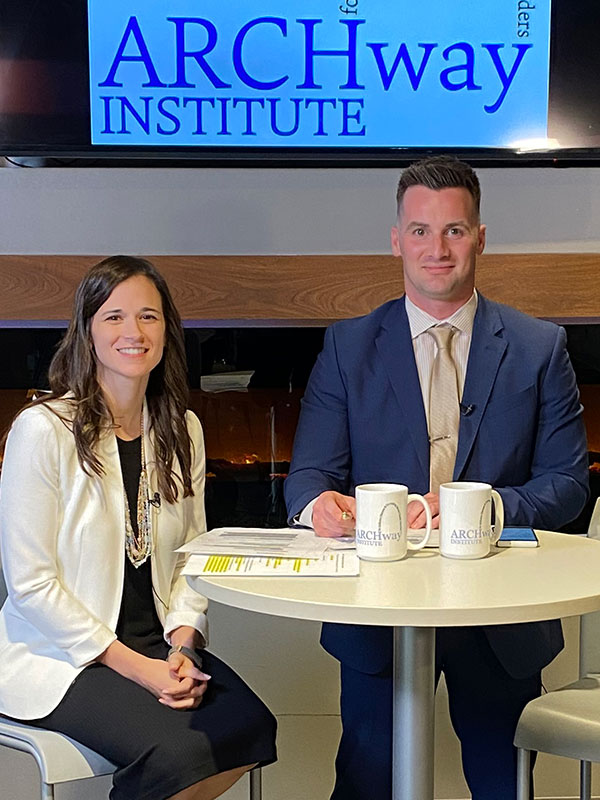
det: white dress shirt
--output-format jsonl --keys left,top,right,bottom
{"left": 299, "top": 292, "right": 478, "bottom": 526}
{"left": 406, "top": 291, "right": 478, "bottom": 422}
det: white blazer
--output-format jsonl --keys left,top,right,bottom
{"left": 0, "top": 399, "right": 208, "bottom": 719}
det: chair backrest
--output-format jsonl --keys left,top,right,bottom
{"left": 0, "top": 568, "right": 6, "bottom": 606}
{"left": 580, "top": 497, "right": 600, "bottom": 676}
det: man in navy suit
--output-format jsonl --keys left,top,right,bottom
{"left": 284, "top": 156, "right": 588, "bottom": 799}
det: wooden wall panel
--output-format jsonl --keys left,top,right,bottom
{"left": 0, "top": 253, "right": 598, "bottom": 324}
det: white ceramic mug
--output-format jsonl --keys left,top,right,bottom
{"left": 355, "top": 483, "right": 432, "bottom": 562}
{"left": 439, "top": 481, "right": 504, "bottom": 559}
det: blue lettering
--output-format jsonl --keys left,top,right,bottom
{"left": 232, "top": 98, "right": 266, "bottom": 135}
{"left": 304, "top": 97, "right": 337, "bottom": 135}
{"left": 99, "top": 17, "right": 166, "bottom": 88}
{"left": 297, "top": 19, "right": 365, "bottom": 90}
{"left": 156, "top": 96, "right": 181, "bottom": 135}
{"left": 100, "top": 97, "right": 115, "bottom": 133}
{"left": 182, "top": 97, "right": 215, "bottom": 135}
{"left": 440, "top": 43, "right": 482, "bottom": 92}
{"left": 367, "top": 42, "right": 437, "bottom": 91}
{"left": 217, "top": 97, "right": 232, "bottom": 135}
{"left": 233, "top": 18, "right": 288, "bottom": 90}
{"left": 482, "top": 43, "right": 532, "bottom": 113}
{"left": 167, "top": 18, "right": 231, "bottom": 89}
{"left": 340, "top": 98, "right": 365, "bottom": 135}
{"left": 268, "top": 97, "right": 302, "bottom": 136}
{"left": 117, "top": 96, "right": 151, "bottom": 134}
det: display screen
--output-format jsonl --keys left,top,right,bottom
{"left": 1, "top": 0, "right": 600, "bottom": 162}
{"left": 88, "top": 1, "right": 551, "bottom": 149}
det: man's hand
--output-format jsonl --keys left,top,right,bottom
{"left": 312, "top": 491, "right": 356, "bottom": 537}
{"left": 408, "top": 492, "right": 440, "bottom": 529}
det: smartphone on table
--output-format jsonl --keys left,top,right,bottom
{"left": 497, "top": 527, "right": 539, "bottom": 547}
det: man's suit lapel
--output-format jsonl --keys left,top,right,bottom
{"left": 454, "top": 296, "right": 507, "bottom": 479}
{"left": 375, "top": 298, "right": 430, "bottom": 484}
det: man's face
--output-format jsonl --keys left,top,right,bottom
{"left": 391, "top": 185, "right": 486, "bottom": 316}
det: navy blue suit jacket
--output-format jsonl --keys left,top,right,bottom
{"left": 285, "top": 295, "right": 589, "bottom": 679}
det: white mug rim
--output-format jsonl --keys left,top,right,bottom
{"left": 355, "top": 483, "right": 409, "bottom": 494}
{"left": 440, "top": 481, "right": 492, "bottom": 492}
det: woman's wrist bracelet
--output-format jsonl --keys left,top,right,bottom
{"left": 166, "top": 644, "right": 203, "bottom": 669}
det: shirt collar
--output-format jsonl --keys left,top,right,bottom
{"left": 405, "top": 291, "right": 478, "bottom": 340}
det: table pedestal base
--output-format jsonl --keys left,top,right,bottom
{"left": 393, "top": 626, "right": 436, "bottom": 800}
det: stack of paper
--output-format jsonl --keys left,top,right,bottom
{"left": 178, "top": 527, "right": 359, "bottom": 577}
{"left": 177, "top": 527, "right": 333, "bottom": 557}
{"left": 200, "top": 370, "right": 254, "bottom": 392}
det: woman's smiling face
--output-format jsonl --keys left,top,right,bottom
{"left": 90, "top": 274, "right": 165, "bottom": 390}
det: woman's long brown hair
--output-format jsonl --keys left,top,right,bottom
{"left": 5, "top": 256, "right": 193, "bottom": 503}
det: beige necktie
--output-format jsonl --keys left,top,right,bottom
{"left": 428, "top": 325, "right": 460, "bottom": 493}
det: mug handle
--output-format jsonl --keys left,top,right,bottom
{"left": 491, "top": 490, "right": 504, "bottom": 544}
{"left": 406, "top": 494, "right": 433, "bottom": 550}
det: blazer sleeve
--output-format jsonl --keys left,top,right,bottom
{"left": 0, "top": 408, "right": 116, "bottom": 667}
{"left": 285, "top": 324, "right": 352, "bottom": 521}
{"left": 496, "top": 325, "right": 589, "bottom": 528}
{"left": 163, "top": 411, "right": 209, "bottom": 645}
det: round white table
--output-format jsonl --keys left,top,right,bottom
{"left": 187, "top": 532, "right": 600, "bottom": 800}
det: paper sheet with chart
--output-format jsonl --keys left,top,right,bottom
{"left": 181, "top": 551, "right": 359, "bottom": 577}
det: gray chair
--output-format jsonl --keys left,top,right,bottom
{"left": 0, "top": 570, "right": 263, "bottom": 799}
{"left": 0, "top": 719, "right": 263, "bottom": 800}
{"left": 514, "top": 497, "right": 600, "bottom": 800}
{"left": 0, "top": 718, "right": 116, "bottom": 800}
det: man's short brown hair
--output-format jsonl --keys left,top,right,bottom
{"left": 396, "top": 156, "right": 481, "bottom": 218}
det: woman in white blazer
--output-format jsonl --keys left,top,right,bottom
{"left": 0, "top": 256, "right": 276, "bottom": 800}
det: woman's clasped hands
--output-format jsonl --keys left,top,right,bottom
{"left": 139, "top": 653, "right": 211, "bottom": 710}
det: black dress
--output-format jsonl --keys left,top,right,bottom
{"left": 30, "top": 436, "right": 277, "bottom": 800}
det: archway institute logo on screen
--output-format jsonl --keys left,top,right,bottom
{"left": 87, "top": 0, "right": 552, "bottom": 148}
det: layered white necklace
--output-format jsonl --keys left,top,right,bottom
{"left": 123, "top": 409, "right": 153, "bottom": 568}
